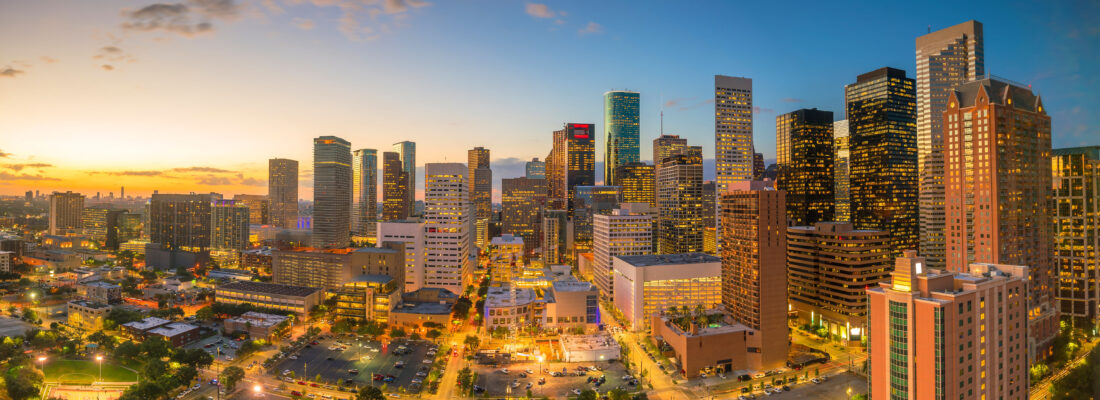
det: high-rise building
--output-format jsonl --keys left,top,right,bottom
{"left": 352, "top": 149, "right": 378, "bottom": 238}
{"left": 572, "top": 186, "right": 621, "bottom": 258}
{"left": 776, "top": 108, "right": 835, "bottom": 226}
{"left": 117, "top": 212, "right": 143, "bottom": 243}
{"left": 468, "top": 147, "right": 492, "bottom": 220}
{"left": 614, "top": 163, "right": 655, "bottom": 207}
{"left": 714, "top": 75, "right": 754, "bottom": 194}
{"left": 393, "top": 141, "right": 416, "bottom": 212}
{"left": 382, "top": 151, "right": 410, "bottom": 221}
{"left": 501, "top": 177, "right": 546, "bottom": 254}
{"left": 423, "top": 163, "right": 471, "bottom": 294}
{"left": 833, "top": 120, "right": 851, "bottom": 222}
{"left": 752, "top": 152, "right": 765, "bottom": 180}
{"left": 149, "top": 193, "right": 213, "bottom": 252}
{"left": 845, "top": 67, "right": 918, "bottom": 254}
{"left": 1052, "top": 146, "right": 1100, "bottom": 322}
{"left": 49, "top": 191, "right": 85, "bottom": 235}
{"left": 377, "top": 221, "right": 425, "bottom": 292}
{"left": 82, "top": 207, "right": 122, "bottom": 249}
{"left": 210, "top": 199, "right": 250, "bottom": 251}
{"left": 867, "top": 252, "right": 1028, "bottom": 400}
{"left": 232, "top": 194, "right": 269, "bottom": 225}
{"left": 917, "top": 20, "right": 985, "bottom": 271}
{"left": 547, "top": 123, "right": 595, "bottom": 213}
{"left": 268, "top": 158, "right": 299, "bottom": 229}
{"left": 593, "top": 208, "right": 653, "bottom": 298}
{"left": 541, "top": 209, "right": 569, "bottom": 265}
{"left": 653, "top": 134, "right": 688, "bottom": 221}
{"left": 657, "top": 146, "right": 704, "bottom": 254}
{"left": 787, "top": 222, "right": 891, "bottom": 341}
{"left": 720, "top": 181, "right": 787, "bottom": 370}
{"left": 604, "top": 90, "right": 640, "bottom": 186}
{"left": 313, "top": 136, "right": 352, "bottom": 249}
{"left": 525, "top": 158, "right": 545, "bottom": 179}
{"left": 944, "top": 78, "right": 1055, "bottom": 358}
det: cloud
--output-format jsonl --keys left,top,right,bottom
{"left": 171, "top": 166, "right": 233, "bottom": 173}
{"left": 293, "top": 18, "right": 315, "bottom": 30}
{"left": 101, "top": 46, "right": 122, "bottom": 54}
{"left": 384, "top": 0, "right": 429, "bottom": 14}
{"left": 40, "top": 56, "right": 58, "bottom": 64}
{"left": 525, "top": 3, "right": 554, "bottom": 18}
{"left": 578, "top": 22, "right": 602, "bottom": 35}
{"left": 119, "top": 0, "right": 241, "bottom": 37}
{"left": 753, "top": 106, "right": 775, "bottom": 114}
{"left": 0, "top": 150, "right": 10, "bottom": 158}
{"left": 663, "top": 97, "right": 689, "bottom": 108}
{"left": 0, "top": 67, "right": 24, "bottom": 78}
{"left": 0, "top": 172, "right": 60, "bottom": 182}
{"left": 101, "top": 64, "right": 115, "bottom": 71}
{"left": 93, "top": 46, "right": 136, "bottom": 69}
{"left": 782, "top": 98, "right": 803, "bottom": 103}
{"left": 92, "top": 170, "right": 164, "bottom": 176}
{"left": 240, "top": 177, "right": 264, "bottom": 186}
{"left": 198, "top": 175, "right": 233, "bottom": 185}
{"left": 3, "top": 163, "right": 53, "bottom": 172}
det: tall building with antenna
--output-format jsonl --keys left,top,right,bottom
{"left": 604, "top": 90, "right": 640, "bottom": 186}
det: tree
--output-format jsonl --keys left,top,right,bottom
{"left": 114, "top": 340, "right": 141, "bottom": 360}
{"left": 577, "top": 389, "right": 598, "bottom": 400}
{"left": 142, "top": 359, "right": 168, "bottom": 381}
{"left": 464, "top": 335, "right": 480, "bottom": 351}
{"left": 389, "top": 327, "right": 406, "bottom": 338}
{"left": 357, "top": 385, "right": 385, "bottom": 400}
{"left": 195, "top": 305, "right": 214, "bottom": 321}
{"left": 141, "top": 336, "right": 172, "bottom": 359}
{"left": 20, "top": 308, "right": 36, "bottom": 323}
{"left": 426, "top": 329, "right": 441, "bottom": 340}
{"left": 117, "top": 381, "right": 163, "bottom": 400}
{"left": 237, "top": 340, "right": 261, "bottom": 359}
{"left": 151, "top": 307, "right": 184, "bottom": 320}
{"left": 5, "top": 365, "right": 44, "bottom": 400}
{"left": 607, "top": 388, "right": 630, "bottom": 400}
{"left": 221, "top": 366, "right": 246, "bottom": 391}
{"left": 453, "top": 297, "right": 473, "bottom": 320}
{"left": 456, "top": 367, "right": 473, "bottom": 392}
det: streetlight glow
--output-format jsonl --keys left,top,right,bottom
{"left": 253, "top": 384, "right": 262, "bottom": 393}
{"left": 37, "top": 356, "right": 46, "bottom": 362}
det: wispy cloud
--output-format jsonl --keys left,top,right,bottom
{"left": 120, "top": 0, "right": 242, "bottom": 37}
{"left": 93, "top": 46, "right": 136, "bottom": 71}
{"left": 578, "top": 22, "right": 602, "bottom": 35}
{"left": 91, "top": 170, "right": 165, "bottom": 176}
{"left": 781, "top": 97, "right": 803, "bottom": 103}
{"left": 753, "top": 106, "right": 775, "bottom": 114}
{"left": 0, "top": 172, "right": 60, "bottom": 182}
{"left": 0, "top": 150, "right": 10, "bottom": 158}
{"left": 525, "top": 3, "right": 555, "bottom": 19}
{"left": 0, "top": 67, "right": 24, "bottom": 78}
{"left": 3, "top": 163, "right": 53, "bottom": 172}
{"left": 197, "top": 175, "right": 233, "bottom": 185}
{"left": 39, "top": 56, "right": 58, "bottom": 64}
{"left": 292, "top": 18, "right": 315, "bottom": 30}
{"left": 171, "top": 166, "right": 233, "bottom": 173}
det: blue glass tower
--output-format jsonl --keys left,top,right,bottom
{"left": 603, "top": 91, "right": 640, "bottom": 186}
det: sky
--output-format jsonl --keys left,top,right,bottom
{"left": 0, "top": 0, "right": 1096, "bottom": 201}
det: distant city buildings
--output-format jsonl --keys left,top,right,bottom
{"left": 833, "top": 119, "right": 850, "bottom": 222}
{"left": 604, "top": 90, "right": 640, "bottom": 186}
{"left": 657, "top": 146, "right": 704, "bottom": 254}
{"left": 232, "top": 194, "right": 269, "bottom": 225}
{"left": 615, "top": 162, "right": 655, "bottom": 207}
{"left": 268, "top": 158, "right": 299, "bottom": 229}
{"left": 547, "top": 123, "right": 595, "bottom": 213}
{"left": 525, "top": 157, "right": 546, "bottom": 179}
{"left": 352, "top": 149, "right": 378, "bottom": 238}
{"left": 382, "top": 151, "right": 411, "bottom": 221}
{"left": 393, "top": 141, "right": 417, "bottom": 213}
{"left": 775, "top": 108, "right": 835, "bottom": 226}
{"left": 210, "top": 199, "right": 250, "bottom": 251}
{"left": 501, "top": 177, "right": 546, "bottom": 255}
{"left": 422, "top": 163, "right": 471, "bottom": 293}
{"left": 571, "top": 185, "right": 621, "bottom": 259}
{"left": 149, "top": 193, "right": 213, "bottom": 252}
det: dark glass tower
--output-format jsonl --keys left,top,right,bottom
{"left": 313, "top": 136, "right": 352, "bottom": 248}
{"left": 775, "top": 108, "right": 835, "bottom": 226}
{"left": 604, "top": 91, "right": 640, "bottom": 186}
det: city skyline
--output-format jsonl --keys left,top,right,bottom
{"left": 1, "top": 1, "right": 1095, "bottom": 200}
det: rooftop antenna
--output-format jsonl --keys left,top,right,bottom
{"left": 659, "top": 93, "right": 665, "bottom": 136}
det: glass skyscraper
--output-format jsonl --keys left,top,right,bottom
{"left": 314, "top": 136, "right": 352, "bottom": 248}
{"left": 775, "top": 108, "right": 835, "bottom": 226}
{"left": 392, "top": 141, "right": 416, "bottom": 213}
{"left": 352, "top": 149, "right": 378, "bottom": 238}
{"left": 603, "top": 90, "right": 640, "bottom": 186}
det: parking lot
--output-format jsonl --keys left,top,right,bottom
{"left": 273, "top": 336, "right": 439, "bottom": 394}
{"left": 474, "top": 360, "right": 636, "bottom": 398}
{"left": 185, "top": 333, "right": 238, "bottom": 361}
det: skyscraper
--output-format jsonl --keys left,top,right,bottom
{"left": 352, "top": 149, "right": 378, "bottom": 238}
{"left": 149, "top": 193, "right": 213, "bottom": 252}
{"left": 268, "top": 158, "right": 299, "bottom": 229}
{"left": 775, "top": 108, "right": 835, "bottom": 226}
{"left": 423, "top": 163, "right": 471, "bottom": 293}
{"left": 653, "top": 135, "right": 688, "bottom": 169}
{"left": 501, "top": 177, "right": 546, "bottom": 255}
{"left": 944, "top": 77, "right": 1055, "bottom": 358}
{"left": 232, "top": 194, "right": 270, "bottom": 225}
{"left": 82, "top": 207, "right": 122, "bottom": 249}
{"left": 49, "top": 191, "right": 85, "bottom": 235}
{"left": 393, "top": 141, "right": 416, "bottom": 212}
{"left": 614, "top": 162, "right": 655, "bottom": 207}
{"left": 525, "top": 158, "right": 545, "bottom": 179}
{"left": 210, "top": 199, "right": 250, "bottom": 251}
{"left": 541, "top": 209, "right": 569, "bottom": 266}
{"left": 1052, "top": 146, "right": 1100, "bottom": 323}
{"left": 845, "top": 67, "right": 918, "bottom": 254}
{"left": 604, "top": 90, "right": 640, "bottom": 186}
{"left": 547, "top": 123, "right": 595, "bottom": 212}
{"left": 714, "top": 75, "right": 754, "bottom": 194}
{"left": 657, "top": 146, "right": 704, "bottom": 254}
{"left": 833, "top": 120, "right": 851, "bottom": 222}
{"left": 917, "top": 20, "right": 985, "bottom": 271}
{"left": 572, "top": 185, "right": 621, "bottom": 258}
{"left": 313, "top": 136, "right": 352, "bottom": 249}
{"left": 382, "top": 151, "right": 410, "bottom": 221}
{"left": 468, "top": 147, "right": 492, "bottom": 220}
{"left": 752, "top": 152, "right": 765, "bottom": 180}
{"left": 593, "top": 208, "right": 654, "bottom": 298}
{"left": 720, "top": 181, "right": 787, "bottom": 370}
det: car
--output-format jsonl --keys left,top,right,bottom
{"left": 290, "top": 391, "right": 302, "bottom": 396}
{"left": 421, "top": 359, "right": 431, "bottom": 364}
{"left": 415, "top": 372, "right": 427, "bottom": 377}
{"left": 310, "top": 383, "right": 319, "bottom": 388}
{"left": 538, "top": 378, "right": 546, "bottom": 385}
{"left": 820, "top": 376, "right": 829, "bottom": 382}
{"left": 473, "top": 385, "right": 485, "bottom": 393}
{"left": 383, "top": 376, "right": 395, "bottom": 383}
{"left": 348, "top": 369, "right": 359, "bottom": 375}
{"left": 811, "top": 378, "right": 821, "bottom": 384}
{"left": 326, "top": 357, "right": 334, "bottom": 361}
{"left": 753, "top": 373, "right": 766, "bottom": 379}
{"left": 525, "top": 382, "right": 532, "bottom": 389}
{"left": 311, "top": 341, "right": 320, "bottom": 345}
{"left": 306, "top": 394, "right": 317, "bottom": 399}
{"left": 192, "top": 384, "right": 200, "bottom": 390}
{"left": 225, "top": 356, "right": 234, "bottom": 361}
{"left": 781, "top": 386, "right": 791, "bottom": 391}
{"left": 518, "top": 372, "right": 527, "bottom": 378}
{"left": 372, "top": 374, "right": 384, "bottom": 381}
{"left": 411, "top": 378, "right": 422, "bottom": 384}
{"left": 290, "top": 355, "right": 299, "bottom": 360}
{"left": 394, "top": 361, "right": 405, "bottom": 368}
{"left": 510, "top": 381, "right": 520, "bottom": 388}
{"left": 500, "top": 368, "right": 509, "bottom": 374}
{"left": 572, "top": 389, "right": 582, "bottom": 395}
{"left": 283, "top": 377, "right": 294, "bottom": 382}
{"left": 297, "top": 381, "right": 306, "bottom": 385}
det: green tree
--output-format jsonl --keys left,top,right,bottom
{"left": 87, "top": 330, "right": 118, "bottom": 351}
{"left": 464, "top": 334, "right": 480, "bottom": 351}
{"left": 426, "top": 329, "right": 442, "bottom": 340}
{"left": 142, "top": 359, "right": 168, "bottom": 381}
{"left": 608, "top": 388, "right": 630, "bottom": 400}
{"left": 389, "top": 327, "right": 406, "bottom": 338}
{"left": 5, "top": 365, "right": 44, "bottom": 400}
{"left": 453, "top": 297, "right": 473, "bottom": 320}
{"left": 357, "top": 385, "right": 385, "bottom": 400}
{"left": 20, "top": 307, "right": 36, "bottom": 323}
{"left": 195, "top": 305, "right": 214, "bottom": 321}
{"left": 221, "top": 366, "right": 246, "bottom": 391}
{"left": 456, "top": 367, "right": 473, "bottom": 392}
{"left": 236, "top": 340, "right": 262, "bottom": 359}
{"left": 141, "top": 336, "right": 172, "bottom": 359}
{"left": 577, "top": 389, "right": 598, "bottom": 400}
{"left": 114, "top": 340, "right": 141, "bottom": 360}
{"left": 117, "top": 381, "right": 163, "bottom": 400}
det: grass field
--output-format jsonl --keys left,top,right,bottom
{"left": 43, "top": 359, "right": 139, "bottom": 384}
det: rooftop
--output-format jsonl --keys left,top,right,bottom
{"left": 354, "top": 246, "right": 400, "bottom": 254}
{"left": 81, "top": 281, "right": 121, "bottom": 289}
{"left": 68, "top": 300, "right": 111, "bottom": 309}
{"left": 616, "top": 253, "right": 720, "bottom": 267}
{"left": 485, "top": 286, "right": 537, "bottom": 308}
{"left": 347, "top": 274, "right": 394, "bottom": 284}
{"left": 490, "top": 235, "right": 524, "bottom": 246}
{"left": 227, "top": 311, "right": 288, "bottom": 327}
{"left": 148, "top": 322, "right": 200, "bottom": 337}
{"left": 394, "top": 302, "right": 453, "bottom": 315}
{"left": 560, "top": 334, "right": 621, "bottom": 351}
{"left": 122, "top": 317, "right": 171, "bottom": 331}
{"left": 217, "top": 281, "right": 322, "bottom": 297}
{"left": 551, "top": 280, "right": 596, "bottom": 293}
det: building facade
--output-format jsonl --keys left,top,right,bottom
{"left": 210, "top": 199, "right": 250, "bottom": 251}
{"left": 572, "top": 186, "right": 621, "bottom": 258}
{"left": 393, "top": 141, "right": 416, "bottom": 212}
{"left": 1052, "top": 146, "right": 1100, "bottom": 322}
{"left": 547, "top": 123, "right": 595, "bottom": 212}
{"left": 604, "top": 90, "right": 640, "bottom": 186}
{"left": 775, "top": 108, "right": 835, "bottom": 226}
{"left": 313, "top": 136, "right": 352, "bottom": 248}
{"left": 382, "top": 151, "right": 410, "bottom": 221}
{"left": 593, "top": 209, "right": 654, "bottom": 299}
{"left": 423, "top": 163, "right": 472, "bottom": 294}
{"left": 232, "top": 194, "right": 270, "bottom": 225}
{"left": 149, "top": 193, "right": 213, "bottom": 252}
{"left": 714, "top": 75, "right": 754, "bottom": 194}
{"left": 833, "top": 119, "right": 850, "bottom": 222}
{"left": 613, "top": 253, "right": 721, "bottom": 331}
{"left": 377, "top": 221, "right": 426, "bottom": 292}
{"left": 352, "top": 148, "right": 378, "bottom": 238}
{"left": 615, "top": 162, "right": 655, "bottom": 207}
{"left": 268, "top": 158, "right": 299, "bottom": 229}
{"left": 501, "top": 177, "right": 547, "bottom": 255}
{"left": 49, "top": 191, "right": 85, "bottom": 235}
{"left": 526, "top": 157, "right": 545, "bottom": 179}
{"left": 215, "top": 280, "right": 322, "bottom": 315}
{"left": 657, "top": 146, "right": 704, "bottom": 254}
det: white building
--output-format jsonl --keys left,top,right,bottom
{"left": 484, "top": 286, "right": 538, "bottom": 331}
{"left": 559, "top": 334, "right": 621, "bottom": 363}
{"left": 613, "top": 253, "right": 722, "bottom": 330}
{"left": 377, "top": 221, "right": 425, "bottom": 292}
{"left": 422, "top": 163, "right": 471, "bottom": 294}
{"left": 0, "top": 251, "right": 12, "bottom": 273}
{"left": 593, "top": 208, "right": 653, "bottom": 298}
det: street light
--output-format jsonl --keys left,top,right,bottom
{"left": 847, "top": 387, "right": 852, "bottom": 399}
{"left": 95, "top": 355, "right": 103, "bottom": 383}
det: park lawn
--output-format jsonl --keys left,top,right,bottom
{"left": 43, "top": 359, "right": 138, "bottom": 384}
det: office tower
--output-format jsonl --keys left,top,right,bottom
{"left": 313, "top": 136, "right": 352, "bottom": 249}
{"left": 1053, "top": 146, "right": 1100, "bottom": 322}
{"left": 268, "top": 158, "right": 299, "bottom": 229}
{"left": 944, "top": 78, "right": 1055, "bottom": 357}
{"left": 352, "top": 149, "right": 378, "bottom": 237}
{"left": 720, "top": 181, "right": 787, "bottom": 370}
{"left": 149, "top": 193, "right": 213, "bottom": 252}
{"left": 867, "top": 252, "right": 1028, "bottom": 400}
{"left": 82, "top": 207, "right": 122, "bottom": 249}
{"left": 501, "top": 177, "right": 547, "bottom": 254}
{"left": 468, "top": 147, "right": 493, "bottom": 220}
{"left": 393, "top": 141, "right": 416, "bottom": 211}
{"left": 377, "top": 221, "right": 425, "bottom": 292}
{"left": 714, "top": 75, "right": 754, "bottom": 194}
{"left": 232, "top": 194, "right": 270, "bottom": 225}
{"left": 547, "top": 123, "right": 595, "bottom": 212}
{"left": 382, "top": 151, "right": 411, "bottom": 221}
{"left": 118, "top": 212, "right": 142, "bottom": 243}
{"left": 210, "top": 199, "right": 250, "bottom": 251}
{"left": 525, "top": 158, "right": 546, "bottom": 179}
{"left": 614, "top": 163, "right": 655, "bottom": 207}
{"left": 833, "top": 120, "right": 851, "bottom": 222}
{"left": 423, "top": 163, "right": 471, "bottom": 293}
{"left": 273, "top": 245, "right": 404, "bottom": 290}
{"left": 752, "top": 152, "right": 765, "bottom": 180}
{"left": 593, "top": 208, "right": 653, "bottom": 298}
{"left": 787, "top": 222, "right": 891, "bottom": 341}
{"left": 653, "top": 135, "right": 688, "bottom": 168}
{"left": 541, "top": 209, "right": 569, "bottom": 265}
{"left": 701, "top": 181, "right": 716, "bottom": 228}
{"left": 776, "top": 108, "right": 835, "bottom": 226}
{"left": 657, "top": 146, "right": 704, "bottom": 254}
{"left": 845, "top": 67, "right": 918, "bottom": 254}
{"left": 49, "top": 191, "right": 85, "bottom": 235}
{"left": 572, "top": 186, "right": 621, "bottom": 258}
{"left": 917, "top": 21, "right": 984, "bottom": 271}
{"left": 24, "top": 191, "right": 32, "bottom": 202}
{"left": 604, "top": 90, "right": 641, "bottom": 186}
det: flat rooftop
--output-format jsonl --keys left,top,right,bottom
{"left": 560, "top": 334, "right": 620, "bottom": 351}
{"left": 227, "top": 311, "right": 288, "bottom": 327}
{"left": 616, "top": 253, "right": 720, "bottom": 267}
{"left": 122, "top": 317, "right": 171, "bottom": 331}
{"left": 394, "top": 302, "right": 453, "bottom": 315}
{"left": 148, "top": 322, "right": 199, "bottom": 337}
{"left": 490, "top": 235, "right": 524, "bottom": 246}
{"left": 68, "top": 300, "right": 110, "bottom": 309}
{"left": 551, "top": 280, "right": 595, "bottom": 293}
{"left": 81, "top": 281, "right": 120, "bottom": 289}
{"left": 485, "top": 286, "right": 537, "bottom": 308}
{"left": 217, "top": 281, "right": 322, "bottom": 297}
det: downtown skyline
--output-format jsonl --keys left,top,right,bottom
{"left": 0, "top": 0, "right": 1096, "bottom": 200}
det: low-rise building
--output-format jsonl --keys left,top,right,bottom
{"left": 390, "top": 288, "right": 457, "bottom": 329}
{"left": 543, "top": 280, "right": 599, "bottom": 333}
{"left": 76, "top": 281, "right": 122, "bottom": 303}
{"left": 147, "top": 322, "right": 202, "bottom": 346}
{"left": 120, "top": 317, "right": 172, "bottom": 340}
{"left": 612, "top": 253, "right": 722, "bottom": 330}
{"left": 484, "top": 286, "right": 539, "bottom": 332}
{"left": 650, "top": 312, "right": 750, "bottom": 378}
{"left": 224, "top": 311, "right": 290, "bottom": 339}
{"left": 214, "top": 281, "right": 322, "bottom": 315}
{"left": 66, "top": 300, "right": 112, "bottom": 331}
{"left": 335, "top": 274, "right": 401, "bottom": 324}
{"left": 239, "top": 247, "right": 274, "bottom": 275}
{"left": 558, "top": 334, "right": 621, "bottom": 363}
{"left": 208, "top": 269, "right": 253, "bottom": 281}
{"left": 0, "top": 251, "right": 11, "bottom": 273}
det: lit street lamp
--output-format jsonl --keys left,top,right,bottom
{"left": 95, "top": 355, "right": 103, "bottom": 383}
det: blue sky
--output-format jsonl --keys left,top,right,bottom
{"left": 0, "top": 0, "right": 1095, "bottom": 197}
